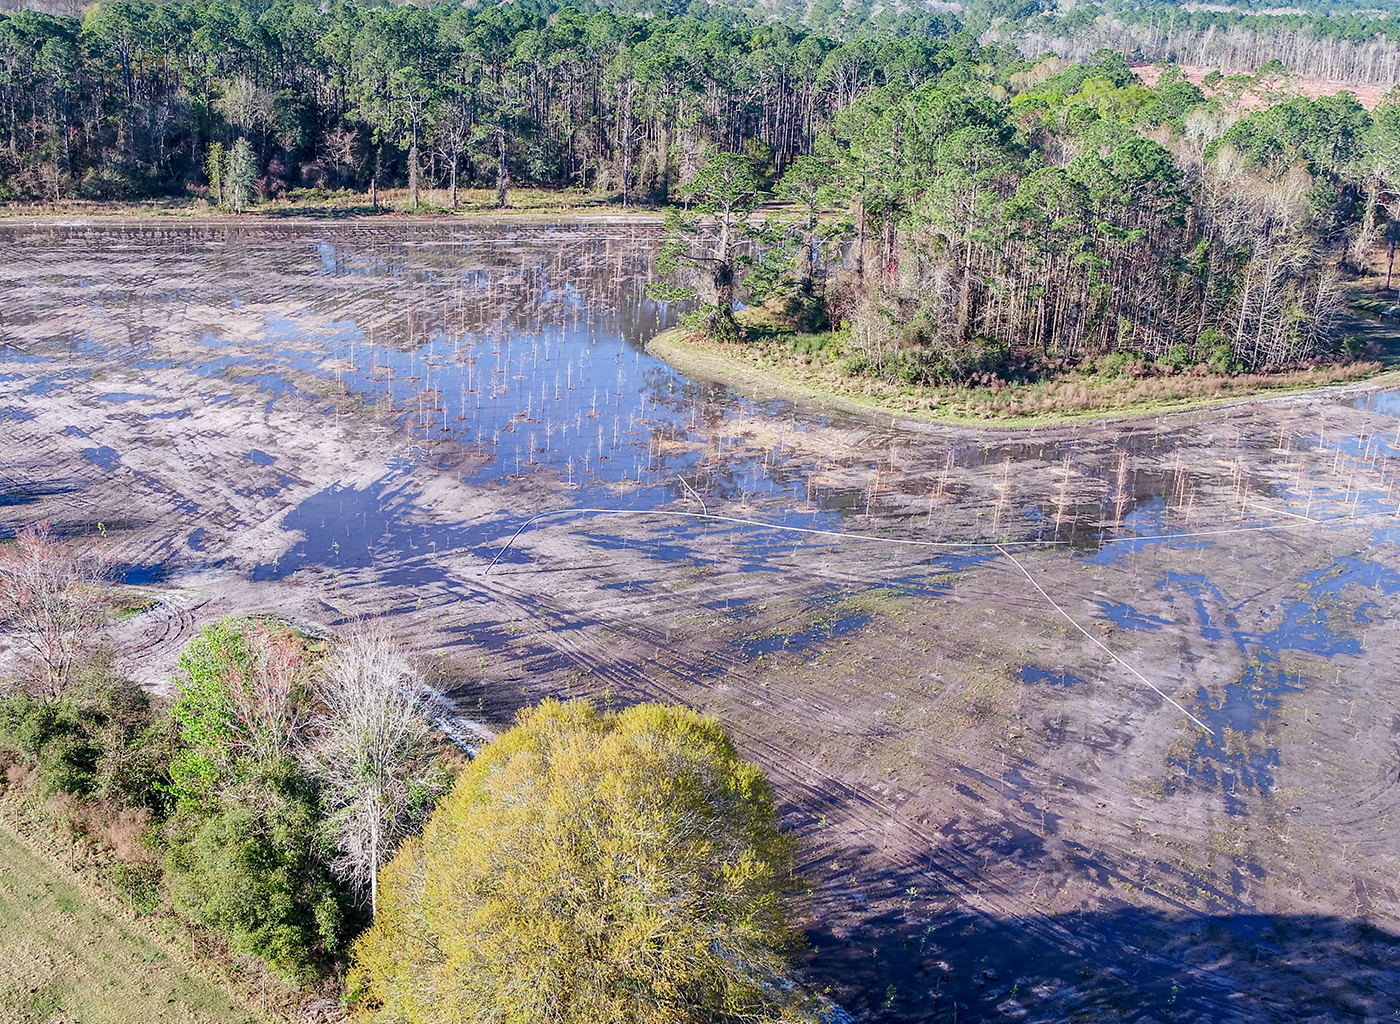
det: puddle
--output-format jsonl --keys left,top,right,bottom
{"left": 6, "top": 223, "right": 1400, "bottom": 808}
{"left": 116, "top": 564, "right": 169, "bottom": 585}
{"left": 81, "top": 446, "right": 120, "bottom": 472}
{"left": 95, "top": 392, "right": 158, "bottom": 403}
{"left": 251, "top": 474, "right": 485, "bottom": 586}
{"left": 1163, "top": 557, "right": 1394, "bottom": 806}
{"left": 737, "top": 609, "right": 871, "bottom": 660}
{"left": 1352, "top": 389, "right": 1400, "bottom": 418}
{"left": 1018, "top": 666, "right": 1087, "bottom": 687}
{"left": 1096, "top": 601, "right": 1173, "bottom": 631}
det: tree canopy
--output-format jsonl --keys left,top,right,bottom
{"left": 351, "top": 699, "right": 816, "bottom": 1024}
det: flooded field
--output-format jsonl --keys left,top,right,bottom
{"left": 3, "top": 220, "right": 1400, "bottom": 1022}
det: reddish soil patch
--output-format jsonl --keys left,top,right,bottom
{"left": 1133, "top": 62, "right": 1390, "bottom": 109}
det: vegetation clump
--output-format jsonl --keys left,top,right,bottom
{"left": 2, "top": 589, "right": 803, "bottom": 1018}
{"left": 0, "top": 605, "right": 456, "bottom": 987}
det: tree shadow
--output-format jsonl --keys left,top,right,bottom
{"left": 805, "top": 902, "right": 1400, "bottom": 1022}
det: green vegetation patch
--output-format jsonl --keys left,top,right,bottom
{"left": 0, "top": 821, "right": 259, "bottom": 1024}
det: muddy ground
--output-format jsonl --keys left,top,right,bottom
{"left": 3, "top": 221, "right": 1400, "bottom": 1022}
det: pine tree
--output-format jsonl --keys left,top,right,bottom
{"left": 206, "top": 142, "right": 225, "bottom": 208}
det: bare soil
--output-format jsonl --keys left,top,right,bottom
{"left": 3, "top": 222, "right": 1400, "bottom": 1022}
{"left": 1133, "top": 62, "right": 1391, "bottom": 109}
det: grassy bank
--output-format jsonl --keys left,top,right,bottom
{"left": 647, "top": 322, "right": 1395, "bottom": 428}
{"left": 0, "top": 812, "right": 266, "bottom": 1024}
{"left": 0, "top": 186, "right": 661, "bottom": 222}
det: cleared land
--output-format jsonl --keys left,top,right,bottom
{"left": 3, "top": 222, "right": 1400, "bottom": 1021}
{"left": 1132, "top": 62, "right": 1391, "bottom": 109}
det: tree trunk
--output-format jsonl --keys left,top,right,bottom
{"left": 619, "top": 82, "right": 635, "bottom": 208}
{"left": 408, "top": 137, "right": 420, "bottom": 210}
{"left": 708, "top": 262, "right": 739, "bottom": 340}
{"left": 656, "top": 114, "right": 671, "bottom": 202}
{"left": 495, "top": 127, "right": 508, "bottom": 209}
{"left": 1387, "top": 221, "right": 1397, "bottom": 296}
{"left": 449, "top": 141, "right": 459, "bottom": 209}
{"left": 797, "top": 210, "right": 815, "bottom": 297}
{"left": 369, "top": 814, "right": 379, "bottom": 919}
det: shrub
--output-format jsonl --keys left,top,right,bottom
{"left": 1206, "top": 342, "right": 1237, "bottom": 374}
{"left": 0, "top": 665, "right": 170, "bottom": 806}
{"left": 351, "top": 700, "right": 818, "bottom": 1024}
{"left": 105, "top": 860, "right": 163, "bottom": 915}
{"left": 161, "top": 618, "right": 387, "bottom": 982}
{"left": 840, "top": 352, "right": 873, "bottom": 377}
{"left": 896, "top": 348, "right": 943, "bottom": 384}
{"left": 168, "top": 618, "right": 311, "bottom": 805}
{"left": 1098, "top": 350, "right": 1142, "bottom": 378}
{"left": 1159, "top": 343, "right": 1193, "bottom": 373}
{"left": 163, "top": 770, "right": 363, "bottom": 982}
{"left": 1197, "top": 328, "right": 1237, "bottom": 374}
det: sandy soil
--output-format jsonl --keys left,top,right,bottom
{"left": 3, "top": 222, "right": 1400, "bottom": 1022}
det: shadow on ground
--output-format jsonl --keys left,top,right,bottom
{"left": 808, "top": 904, "right": 1400, "bottom": 1022}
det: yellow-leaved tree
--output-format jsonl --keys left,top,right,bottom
{"left": 350, "top": 699, "right": 821, "bottom": 1024}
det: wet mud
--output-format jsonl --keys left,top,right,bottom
{"left": 3, "top": 221, "right": 1400, "bottom": 1021}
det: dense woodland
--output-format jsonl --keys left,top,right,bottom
{"left": 2, "top": 0, "right": 1399, "bottom": 374}
{"left": 998, "top": 0, "right": 1400, "bottom": 86}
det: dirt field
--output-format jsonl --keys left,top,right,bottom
{"left": 3, "top": 222, "right": 1400, "bottom": 1021}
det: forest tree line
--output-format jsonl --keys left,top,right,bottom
{"left": 0, "top": 0, "right": 973, "bottom": 205}
{"left": 662, "top": 47, "right": 1400, "bottom": 379}
{"left": 4, "top": 0, "right": 1400, "bottom": 376}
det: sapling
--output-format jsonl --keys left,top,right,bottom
{"left": 0, "top": 522, "right": 111, "bottom": 698}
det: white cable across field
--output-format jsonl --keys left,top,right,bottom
{"left": 482, "top": 498, "right": 1400, "bottom": 736}
{"left": 994, "top": 543, "right": 1216, "bottom": 734}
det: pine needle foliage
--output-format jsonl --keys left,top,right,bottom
{"left": 351, "top": 699, "right": 817, "bottom": 1024}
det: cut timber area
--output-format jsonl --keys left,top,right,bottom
{"left": 1132, "top": 62, "right": 1390, "bottom": 109}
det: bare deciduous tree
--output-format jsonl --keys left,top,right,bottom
{"left": 305, "top": 634, "right": 445, "bottom": 917}
{"left": 0, "top": 522, "right": 109, "bottom": 698}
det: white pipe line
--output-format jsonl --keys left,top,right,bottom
{"left": 1248, "top": 501, "right": 1313, "bottom": 522}
{"left": 995, "top": 544, "right": 1216, "bottom": 735}
{"left": 482, "top": 503, "right": 1400, "bottom": 575}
